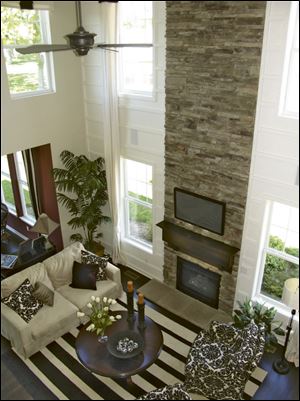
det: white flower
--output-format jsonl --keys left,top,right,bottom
{"left": 86, "top": 323, "right": 95, "bottom": 331}
{"left": 87, "top": 303, "right": 93, "bottom": 308}
{"left": 91, "top": 296, "right": 95, "bottom": 301}
{"left": 111, "top": 299, "right": 117, "bottom": 305}
{"left": 104, "top": 306, "right": 109, "bottom": 312}
{"left": 103, "top": 297, "right": 107, "bottom": 303}
{"left": 77, "top": 311, "right": 85, "bottom": 318}
{"left": 109, "top": 316, "right": 116, "bottom": 321}
{"left": 97, "top": 313, "right": 102, "bottom": 318}
{"left": 107, "top": 298, "right": 112, "bottom": 304}
{"left": 96, "top": 297, "right": 100, "bottom": 303}
{"left": 116, "top": 315, "right": 122, "bottom": 320}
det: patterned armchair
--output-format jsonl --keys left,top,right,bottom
{"left": 137, "top": 321, "right": 265, "bottom": 400}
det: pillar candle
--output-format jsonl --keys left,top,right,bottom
{"left": 138, "top": 293, "right": 144, "bottom": 305}
{"left": 127, "top": 281, "right": 133, "bottom": 292}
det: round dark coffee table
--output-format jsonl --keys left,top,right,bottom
{"left": 75, "top": 310, "right": 163, "bottom": 384}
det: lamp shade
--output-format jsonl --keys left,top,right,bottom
{"left": 282, "top": 278, "right": 299, "bottom": 310}
{"left": 29, "top": 213, "right": 60, "bottom": 236}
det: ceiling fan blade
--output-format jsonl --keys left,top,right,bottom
{"left": 95, "top": 43, "right": 153, "bottom": 48}
{"left": 16, "top": 44, "right": 72, "bottom": 55}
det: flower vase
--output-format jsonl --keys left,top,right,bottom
{"left": 97, "top": 330, "right": 108, "bottom": 343}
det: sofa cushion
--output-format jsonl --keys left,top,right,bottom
{"left": 1, "top": 263, "right": 54, "bottom": 299}
{"left": 81, "top": 250, "right": 108, "bottom": 281}
{"left": 70, "top": 261, "right": 97, "bottom": 290}
{"left": 43, "top": 242, "right": 84, "bottom": 289}
{"left": 30, "top": 291, "right": 78, "bottom": 341}
{"left": 1, "top": 278, "right": 43, "bottom": 323}
{"left": 57, "top": 279, "right": 120, "bottom": 310}
{"left": 33, "top": 281, "right": 54, "bottom": 306}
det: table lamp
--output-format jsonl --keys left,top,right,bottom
{"left": 29, "top": 213, "right": 59, "bottom": 250}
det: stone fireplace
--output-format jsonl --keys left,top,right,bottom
{"left": 161, "top": 1, "right": 266, "bottom": 314}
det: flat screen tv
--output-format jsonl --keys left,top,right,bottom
{"left": 174, "top": 188, "right": 226, "bottom": 235}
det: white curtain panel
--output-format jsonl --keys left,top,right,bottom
{"left": 101, "top": 3, "right": 124, "bottom": 265}
{"left": 286, "top": 319, "right": 299, "bottom": 367}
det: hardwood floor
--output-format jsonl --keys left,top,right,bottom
{"left": 1, "top": 263, "right": 299, "bottom": 400}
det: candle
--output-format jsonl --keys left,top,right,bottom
{"left": 138, "top": 293, "right": 144, "bottom": 305}
{"left": 127, "top": 281, "right": 133, "bottom": 292}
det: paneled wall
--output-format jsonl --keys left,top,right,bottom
{"left": 81, "top": 2, "right": 166, "bottom": 280}
{"left": 235, "top": 1, "right": 299, "bottom": 321}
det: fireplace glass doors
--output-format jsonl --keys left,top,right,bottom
{"left": 177, "top": 257, "right": 221, "bottom": 309}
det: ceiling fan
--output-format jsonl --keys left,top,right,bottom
{"left": 16, "top": 1, "right": 152, "bottom": 56}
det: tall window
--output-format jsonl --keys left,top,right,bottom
{"left": 118, "top": 1, "right": 153, "bottom": 96}
{"left": 1, "top": 153, "right": 35, "bottom": 222}
{"left": 280, "top": 1, "right": 299, "bottom": 118}
{"left": 258, "top": 202, "right": 299, "bottom": 307}
{"left": 1, "top": 5, "right": 55, "bottom": 97}
{"left": 123, "top": 159, "right": 153, "bottom": 248}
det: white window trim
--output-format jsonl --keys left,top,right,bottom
{"left": 254, "top": 201, "right": 299, "bottom": 315}
{"left": 117, "top": 1, "right": 155, "bottom": 100}
{"left": 2, "top": 7, "right": 56, "bottom": 99}
{"left": 279, "top": 1, "right": 299, "bottom": 119}
{"left": 1, "top": 171, "right": 17, "bottom": 213}
{"left": 121, "top": 158, "right": 153, "bottom": 252}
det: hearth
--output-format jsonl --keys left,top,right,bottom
{"left": 177, "top": 257, "right": 221, "bottom": 309}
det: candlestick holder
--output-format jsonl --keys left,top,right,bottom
{"left": 273, "top": 309, "right": 296, "bottom": 375}
{"left": 137, "top": 302, "right": 146, "bottom": 331}
{"left": 126, "top": 290, "right": 135, "bottom": 323}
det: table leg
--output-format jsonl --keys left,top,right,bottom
{"left": 126, "top": 376, "right": 133, "bottom": 386}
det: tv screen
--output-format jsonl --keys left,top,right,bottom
{"left": 174, "top": 188, "right": 225, "bottom": 235}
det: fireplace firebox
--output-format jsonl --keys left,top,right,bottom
{"left": 177, "top": 257, "right": 221, "bottom": 309}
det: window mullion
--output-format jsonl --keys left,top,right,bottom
{"left": 265, "top": 246, "right": 299, "bottom": 265}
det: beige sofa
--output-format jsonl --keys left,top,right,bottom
{"left": 1, "top": 242, "right": 123, "bottom": 358}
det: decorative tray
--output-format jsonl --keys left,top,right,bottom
{"left": 107, "top": 330, "right": 144, "bottom": 359}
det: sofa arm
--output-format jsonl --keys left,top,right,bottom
{"left": 106, "top": 262, "right": 123, "bottom": 296}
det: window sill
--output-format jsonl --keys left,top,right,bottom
{"left": 254, "top": 294, "right": 299, "bottom": 322}
{"left": 10, "top": 88, "right": 55, "bottom": 100}
{"left": 122, "top": 237, "right": 153, "bottom": 255}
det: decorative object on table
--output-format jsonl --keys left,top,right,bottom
{"left": 77, "top": 296, "right": 121, "bottom": 343}
{"left": 137, "top": 292, "right": 146, "bottom": 331}
{"left": 1, "top": 254, "right": 18, "bottom": 269}
{"left": 52, "top": 150, "right": 110, "bottom": 254}
{"left": 233, "top": 298, "right": 285, "bottom": 352}
{"left": 29, "top": 213, "right": 59, "bottom": 251}
{"left": 126, "top": 280, "right": 135, "bottom": 323}
{"left": 107, "top": 330, "right": 144, "bottom": 359}
{"left": 273, "top": 309, "right": 297, "bottom": 374}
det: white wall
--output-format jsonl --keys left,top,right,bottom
{"left": 81, "top": 1, "right": 165, "bottom": 280}
{"left": 235, "top": 1, "right": 299, "bottom": 325}
{"left": 1, "top": 1, "right": 87, "bottom": 245}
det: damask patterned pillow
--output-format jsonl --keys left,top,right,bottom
{"left": 81, "top": 250, "right": 109, "bottom": 281}
{"left": 1, "top": 278, "right": 43, "bottom": 323}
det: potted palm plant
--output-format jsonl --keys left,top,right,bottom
{"left": 53, "top": 150, "right": 110, "bottom": 254}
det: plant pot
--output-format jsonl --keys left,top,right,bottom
{"left": 88, "top": 241, "right": 105, "bottom": 256}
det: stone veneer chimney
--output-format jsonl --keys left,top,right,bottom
{"left": 163, "top": 1, "right": 266, "bottom": 314}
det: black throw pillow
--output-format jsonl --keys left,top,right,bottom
{"left": 69, "top": 261, "right": 98, "bottom": 290}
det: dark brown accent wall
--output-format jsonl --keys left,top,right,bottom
{"left": 164, "top": 1, "right": 266, "bottom": 313}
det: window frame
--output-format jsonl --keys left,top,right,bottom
{"left": 122, "top": 158, "right": 153, "bottom": 252}
{"left": 279, "top": 1, "right": 299, "bottom": 119}
{"left": 117, "top": 1, "right": 155, "bottom": 99}
{"left": 1, "top": 153, "right": 36, "bottom": 225}
{"left": 1, "top": 5, "right": 56, "bottom": 99}
{"left": 255, "top": 201, "right": 299, "bottom": 312}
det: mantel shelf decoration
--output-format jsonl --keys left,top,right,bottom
{"left": 157, "top": 220, "right": 239, "bottom": 273}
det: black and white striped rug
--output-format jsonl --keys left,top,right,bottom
{"left": 12, "top": 293, "right": 267, "bottom": 400}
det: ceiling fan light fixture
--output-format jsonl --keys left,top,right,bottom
{"left": 65, "top": 28, "right": 96, "bottom": 56}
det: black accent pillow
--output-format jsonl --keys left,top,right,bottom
{"left": 81, "top": 250, "right": 109, "bottom": 281}
{"left": 1, "top": 278, "right": 43, "bottom": 323}
{"left": 32, "top": 281, "right": 54, "bottom": 307}
{"left": 70, "top": 261, "right": 98, "bottom": 290}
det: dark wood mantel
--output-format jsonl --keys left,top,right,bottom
{"left": 157, "top": 220, "right": 239, "bottom": 273}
